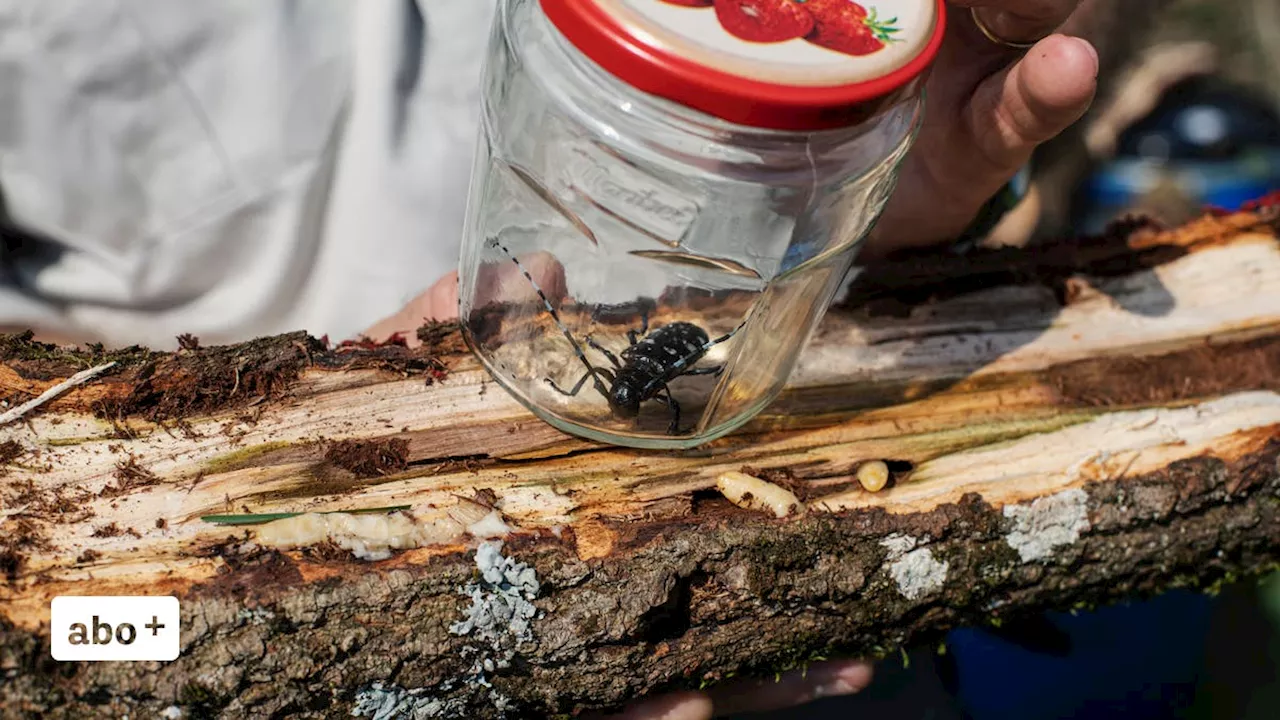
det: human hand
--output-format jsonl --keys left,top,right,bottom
{"left": 866, "top": 0, "right": 1099, "bottom": 257}
{"left": 361, "top": 251, "right": 567, "bottom": 347}
{"left": 581, "top": 658, "right": 873, "bottom": 719}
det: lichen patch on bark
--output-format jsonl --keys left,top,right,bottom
{"left": 881, "top": 534, "right": 949, "bottom": 601}
{"left": 1002, "top": 488, "right": 1091, "bottom": 562}
{"left": 354, "top": 541, "right": 544, "bottom": 717}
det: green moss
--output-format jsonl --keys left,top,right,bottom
{"left": 177, "top": 682, "right": 225, "bottom": 720}
{"left": 1071, "top": 600, "right": 1096, "bottom": 613}
{"left": 200, "top": 440, "right": 297, "bottom": 475}
{"left": 720, "top": 634, "right": 835, "bottom": 688}
{"left": 1203, "top": 570, "right": 1240, "bottom": 598}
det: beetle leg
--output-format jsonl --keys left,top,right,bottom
{"left": 655, "top": 385, "right": 681, "bottom": 434}
{"left": 585, "top": 335, "right": 623, "bottom": 369}
{"left": 682, "top": 365, "right": 723, "bottom": 377}
{"left": 547, "top": 367, "right": 615, "bottom": 398}
{"left": 627, "top": 311, "right": 650, "bottom": 346}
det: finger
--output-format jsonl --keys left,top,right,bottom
{"left": 950, "top": 0, "right": 1082, "bottom": 46}
{"left": 360, "top": 275, "right": 455, "bottom": 345}
{"left": 362, "top": 250, "right": 569, "bottom": 347}
{"left": 475, "top": 249, "right": 569, "bottom": 319}
{"left": 707, "top": 660, "right": 873, "bottom": 717}
{"left": 582, "top": 692, "right": 713, "bottom": 720}
{"left": 968, "top": 33, "right": 1099, "bottom": 175}
{"left": 871, "top": 32, "right": 1097, "bottom": 253}
{"left": 360, "top": 272, "right": 460, "bottom": 348}
{"left": 495, "top": 250, "right": 568, "bottom": 305}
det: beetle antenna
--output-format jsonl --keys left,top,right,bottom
{"left": 487, "top": 237, "right": 609, "bottom": 397}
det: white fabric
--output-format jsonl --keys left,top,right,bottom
{"left": 0, "top": 0, "right": 496, "bottom": 349}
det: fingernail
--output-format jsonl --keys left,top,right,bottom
{"left": 1073, "top": 36, "right": 1100, "bottom": 77}
{"left": 811, "top": 662, "right": 873, "bottom": 698}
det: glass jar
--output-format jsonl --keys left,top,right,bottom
{"left": 458, "top": 0, "right": 945, "bottom": 449}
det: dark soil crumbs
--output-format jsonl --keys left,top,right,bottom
{"left": 0, "top": 330, "right": 155, "bottom": 380}
{"left": 416, "top": 320, "right": 467, "bottom": 355}
{"left": 3, "top": 476, "right": 96, "bottom": 523}
{"left": 0, "top": 439, "right": 24, "bottom": 465}
{"left": 324, "top": 438, "right": 411, "bottom": 477}
{"left": 91, "top": 523, "right": 140, "bottom": 539}
{"left": 93, "top": 332, "right": 324, "bottom": 422}
{"left": 99, "top": 457, "right": 161, "bottom": 498}
{"left": 2, "top": 326, "right": 463, "bottom": 422}
{"left": 0, "top": 518, "right": 54, "bottom": 581}
{"left": 838, "top": 216, "right": 1175, "bottom": 317}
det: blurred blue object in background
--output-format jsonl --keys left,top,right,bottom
{"left": 947, "top": 591, "right": 1215, "bottom": 720}
{"left": 1074, "top": 75, "right": 1280, "bottom": 233}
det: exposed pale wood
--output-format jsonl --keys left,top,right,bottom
{"left": 0, "top": 361, "right": 117, "bottom": 427}
{"left": 2, "top": 208, "right": 1279, "bottom": 719}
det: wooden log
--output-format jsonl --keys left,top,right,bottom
{"left": 2, "top": 204, "right": 1279, "bottom": 719}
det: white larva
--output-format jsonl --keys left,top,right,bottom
{"left": 715, "top": 471, "right": 804, "bottom": 519}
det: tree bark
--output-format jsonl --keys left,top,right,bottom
{"left": 2, "top": 205, "right": 1279, "bottom": 719}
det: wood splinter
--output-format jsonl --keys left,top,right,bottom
{"left": 0, "top": 361, "right": 117, "bottom": 427}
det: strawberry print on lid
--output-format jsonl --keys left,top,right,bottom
{"left": 712, "top": 1, "right": 816, "bottom": 44}
{"left": 679, "top": 0, "right": 904, "bottom": 57}
{"left": 803, "top": 1, "right": 903, "bottom": 56}
{"left": 540, "top": 0, "right": 944, "bottom": 130}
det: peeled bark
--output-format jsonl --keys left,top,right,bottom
{"left": 2, "top": 206, "right": 1279, "bottom": 719}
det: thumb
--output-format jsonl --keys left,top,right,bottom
{"left": 871, "top": 33, "right": 1098, "bottom": 253}
{"left": 966, "top": 33, "right": 1099, "bottom": 183}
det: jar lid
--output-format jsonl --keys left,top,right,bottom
{"left": 540, "top": 0, "right": 946, "bottom": 131}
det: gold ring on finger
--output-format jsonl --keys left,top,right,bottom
{"left": 970, "top": 7, "right": 1043, "bottom": 50}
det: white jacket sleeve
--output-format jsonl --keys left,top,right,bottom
{"left": 0, "top": 0, "right": 494, "bottom": 349}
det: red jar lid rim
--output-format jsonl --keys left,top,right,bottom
{"left": 540, "top": 0, "right": 947, "bottom": 131}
